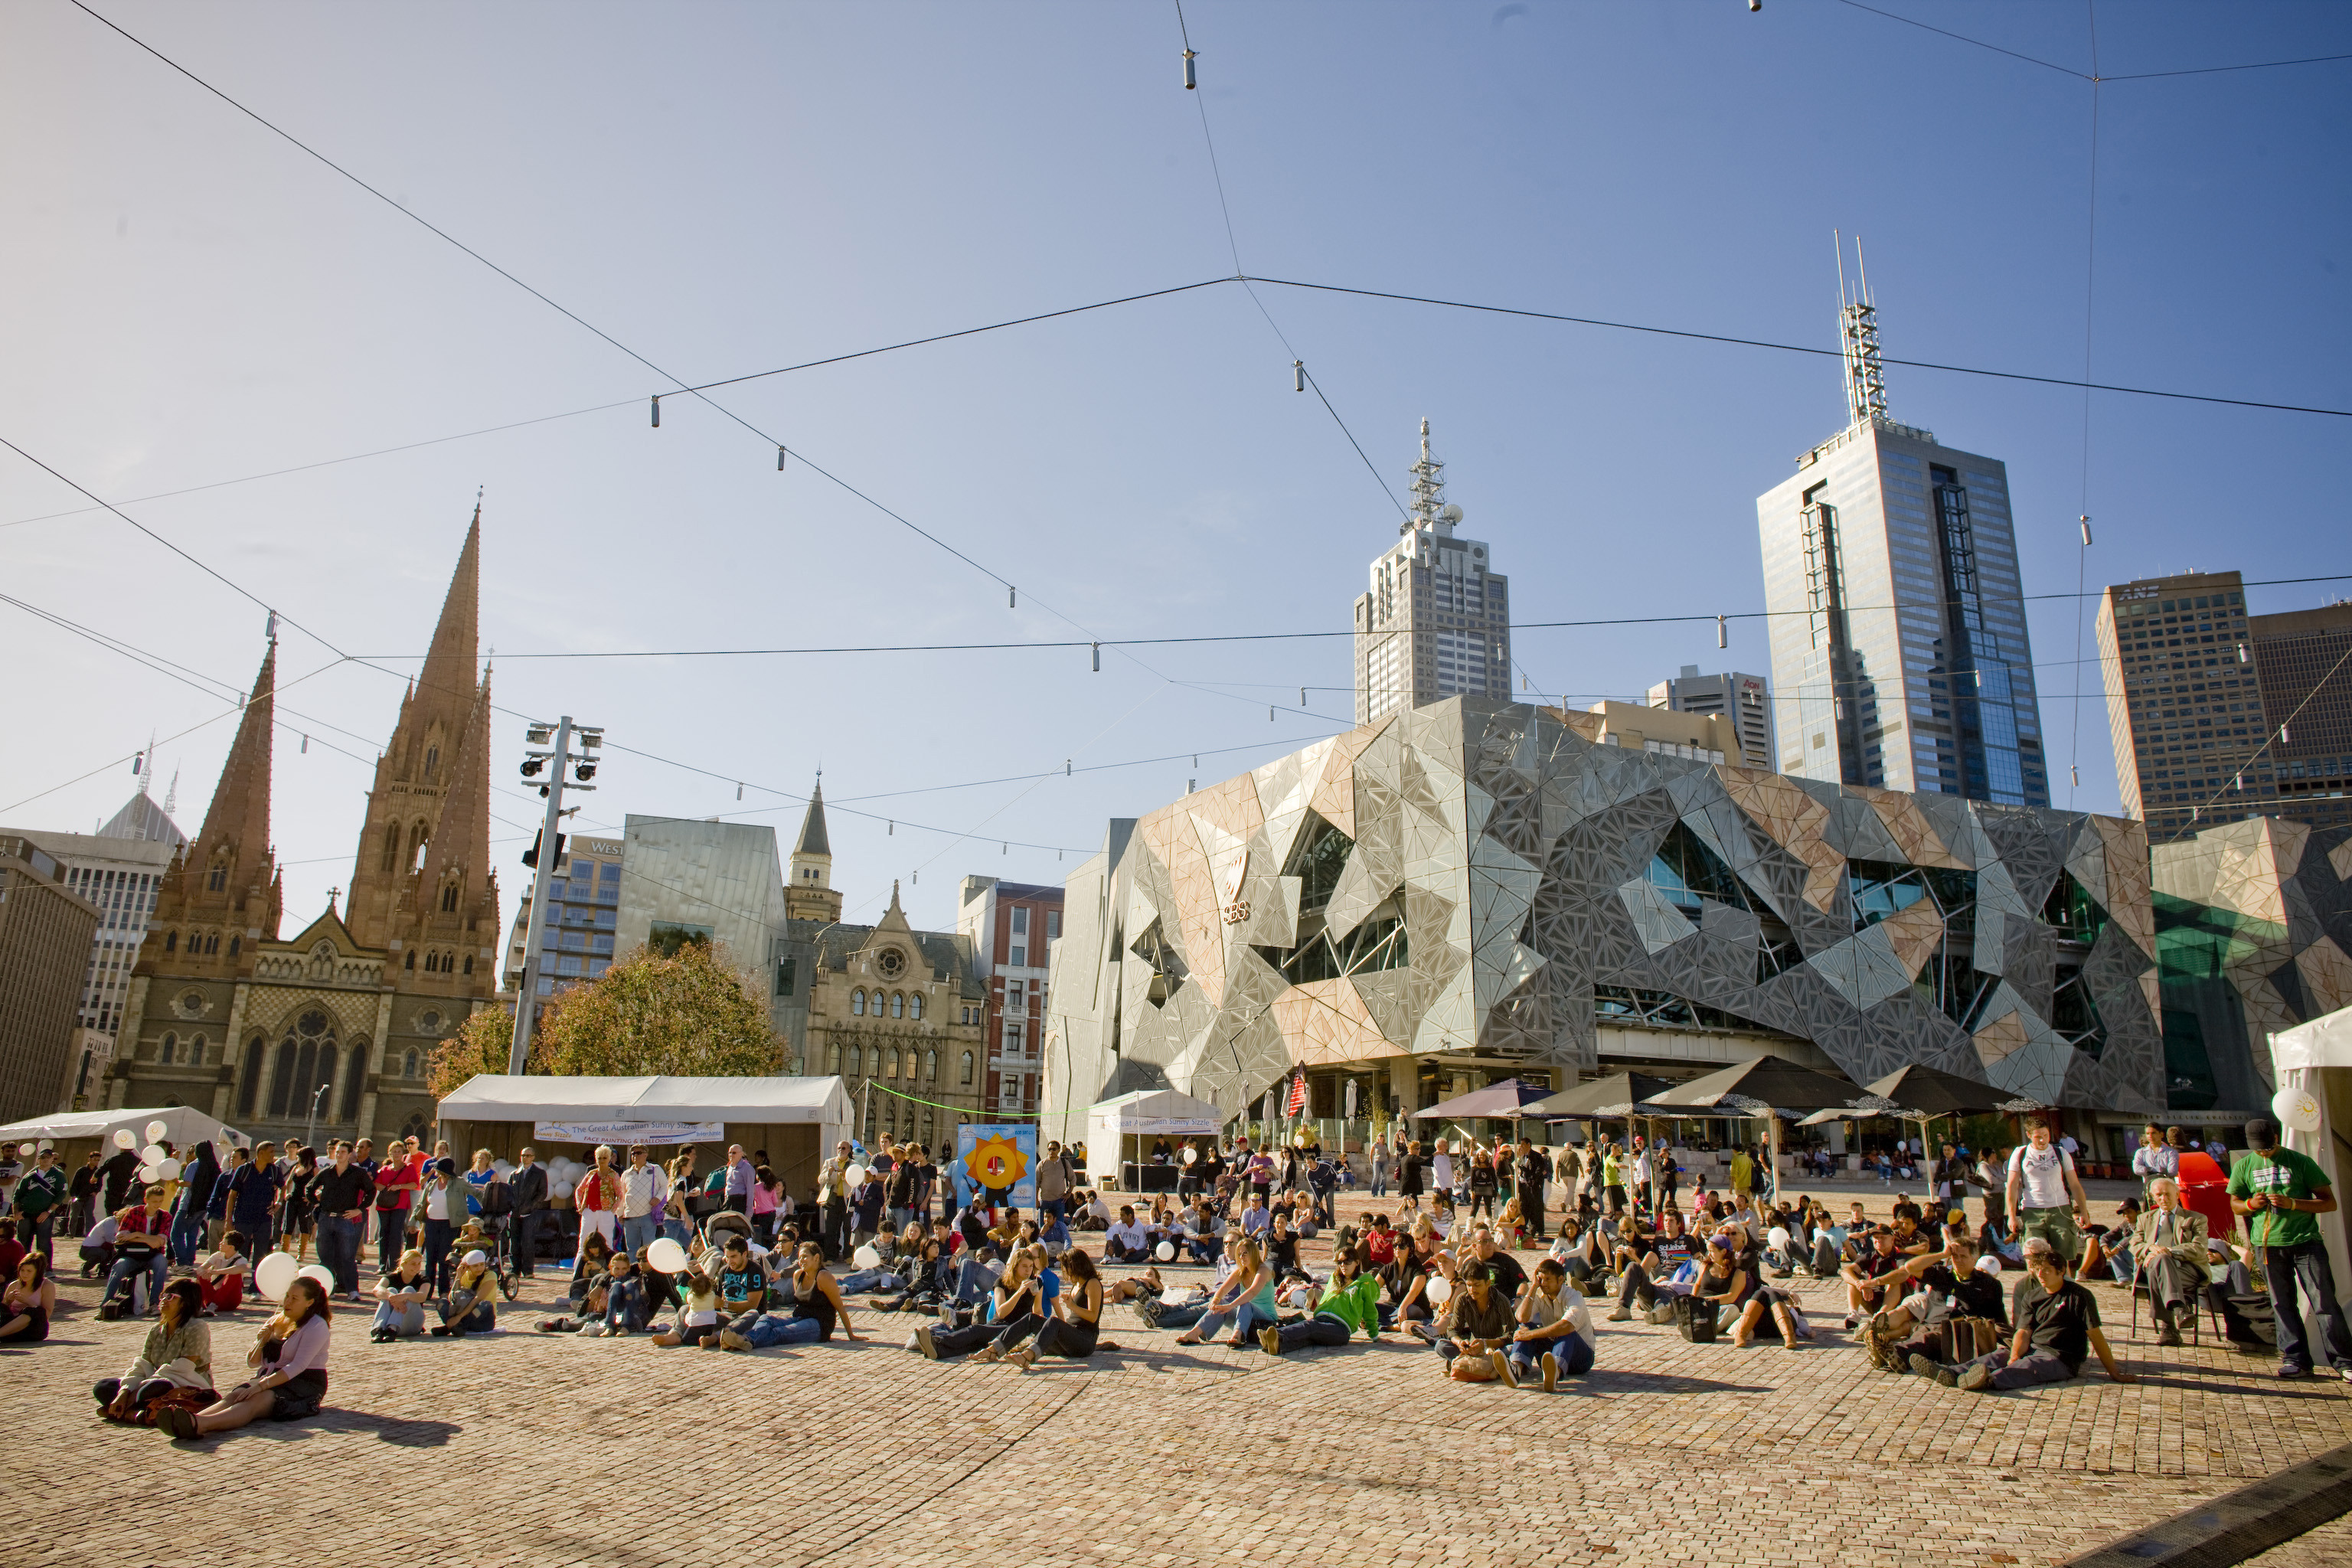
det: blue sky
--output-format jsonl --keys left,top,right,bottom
{"left": 3, "top": 1, "right": 2346, "bottom": 939}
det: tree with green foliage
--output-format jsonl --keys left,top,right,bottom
{"left": 534, "top": 939, "right": 781, "bottom": 1077}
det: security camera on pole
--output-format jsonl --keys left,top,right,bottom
{"left": 510, "top": 716, "right": 602, "bottom": 1073}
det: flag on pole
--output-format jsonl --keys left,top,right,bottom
{"left": 1286, "top": 1073, "right": 1308, "bottom": 1116}
{"left": 1261, "top": 1086, "right": 1277, "bottom": 1132}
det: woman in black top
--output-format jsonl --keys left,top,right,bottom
{"left": 1398, "top": 1142, "right": 1426, "bottom": 1208}
{"left": 1006, "top": 1248, "right": 1118, "bottom": 1366}
{"left": 1728, "top": 1239, "right": 1804, "bottom": 1348}
{"left": 1267, "top": 1213, "right": 1301, "bottom": 1280}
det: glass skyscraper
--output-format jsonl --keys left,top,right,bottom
{"left": 1755, "top": 286, "right": 2047, "bottom": 804}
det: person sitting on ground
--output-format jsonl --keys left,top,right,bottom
{"left": 1381, "top": 1233, "right": 1435, "bottom": 1329}
{"left": 1465, "top": 1225, "right": 1527, "bottom": 1302}
{"left": 1941, "top": 1236, "right": 2136, "bottom": 1392}
{"left": 1841, "top": 1227, "right": 1908, "bottom": 1329}
{"left": 96, "top": 1279, "right": 212, "bottom": 1422}
{"left": 1076, "top": 1190, "right": 1113, "bottom": 1231}
{"left": 1727, "top": 1237, "right": 1807, "bottom": 1349}
{"left": 0, "top": 1254, "right": 56, "bottom": 1344}
{"left": 428, "top": 1250, "right": 498, "bottom": 1337}
{"left": 916, "top": 1248, "right": 1042, "bottom": 1359}
{"left": 1267, "top": 1210, "right": 1304, "bottom": 1282}
{"left": 2128, "top": 1178, "right": 2207, "bottom": 1347}
{"left": 1239, "top": 1191, "right": 1272, "bottom": 1240}
{"left": 370, "top": 1250, "right": 433, "bottom": 1342}
{"left": 1436, "top": 1262, "right": 1520, "bottom": 1383}
{"left": 1508, "top": 1257, "right": 1596, "bottom": 1390}
{"left": 1003, "top": 1247, "right": 1119, "bottom": 1368}
{"left": 652, "top": 1262, "right": 726, "bottom": 1348}
{"left": 704, "top": 1235, "right": 767, "bottom": 1350}
{"left": 77, "top": 1209, "right": 120, "bottom": 1282}
{"left": 1550, "top": 1217, "right": 1606, "bottom": 1291}
{"left": 155, "top": 1275, "right": 334, "bottom": 1442}
{"left": 1259, "top": 1246, "right": 1383, "bottom": 1358}
{"left": 1101, "top": 1265, "right": 1165, "bottom": 1307}
{"left": 1103, "top": 1205, "right": 1152, "bottom": 1264}
{"left": 1178, "top": 1199, "right": 1224, "bottom": 1266}
{"left": 1888, "top": 1212, "right": 1933, "bottom": 1258}
{"left": 727, "top": 1240, "right": 863, "bottom": 1351}
{"left": 1173, "top": 1236, "right": 1277, "bottom": 1349}
{"left": 1362, "top": 1213, "right": 1397, "bottom": 1267}
{"left": 195, "top": 1231, "right": 249, "bottom": 1315}
{"left": 2076, "top": 1198, "right": 2142, "bottom": 1285}
{"left": 1864, "top": 1233, "right": 2009, "bottom": 1372}
{"left": 573, "top": 1248, "right": 649, "bottom": 1338}
{"left": 1494, "top": 1195, "right": 1529, "bottom": 1250}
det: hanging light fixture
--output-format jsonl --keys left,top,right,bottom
{"left": 777, "top": 446, "right": 787, "bottom": 472}
{"left": 1293, "top": 361, "right": 1304, "bottom": 392}
{"left": 650, "top": 395, "right": 661, "bottom": 428}
{"left": 888, "top": 820, "right": 894, "bottom": 835}
{"left": 2079, "top": 515, "right": 2093, "bottom": 546}
{"left": 1183, "top": 47, "right": 1196, "bottom": 89}
{"left": 1298, "top": 686, "right": 1306, "bottom": 705}
{"left": 2069, "top": 764, "right": 2079, "bottom": 787}
{"left": 1091, "top": 642, "right": 1100, "bottom": 672}
{"left": 301, "top": 734, "right": 309, "bottom": 754}
{"left": 736, "top": 782, "right": 743, "bottom": 800}
{"left": 1717, "top": 615, "right": 1727, "bottom": 649}
{"left": 1009, "top": 586, "right": 1018, "bottom": 609}
{"left": 1064, "top": 759, "right": 1072, "bottom": 776}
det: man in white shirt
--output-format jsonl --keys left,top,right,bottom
{"left": 1104, "top": 1204, "right": 1152, "bottom": 1263}
{"left": 618, "top": 1145, "right": 671, "bottom": 1262}
{"left": 1178, "top": 1200, "right": 1223, "bottom": 1264}
{"left": 2007, "top": 1119, "right": 2090, "bottom": 1267}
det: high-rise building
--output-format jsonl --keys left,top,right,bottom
{"left": 503, "top": 834, "right": 625, "bottom": 997}
{"left": 1646, "top": 666, "right": 1772, "bottom": 769}
{"left": 2095, "top": 571, "right": 2270, "bottom": 842}
{"left": 1756, "top": 264, "right": 2048, "bottom": 805}
{"left": 15, "top": 792, "right": 185, "bottom": 1062}
{"left": 2251, "top": 599, "right": 2352, "bottom": 831}
{"left": 0, "top": 835, "right": 101, "bottom": 1121}
{"left": 1352, "top": 421, "right": 1511, "bottom": 724}
{"left": 957, "top": 876, "right": 1063, "bottom": 1116}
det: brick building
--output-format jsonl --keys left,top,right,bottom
{"left": 957, "top": 877, "right": 1063, "bottom": 1118}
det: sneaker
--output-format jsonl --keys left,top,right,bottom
{"left": 1933, "top": 1364, "right": 1958, "bottom": 1388}
{"left": 2156, "top": 1328, "right": 2183, "bottom": 1348}
{"left": 428, "top": 1325, "right": 452, "bottom": 1337}
{"left": 1958, "top": 1361, "right": 1993, "bottom": 1392}
{"left": 717, "top": 1328, "right": 751, "bottom": 1352}
{"left": 1606, "top": 1307, "right": 1633, "bottom": 1322}
{"left": 1843, "top": 1314, "right": 1861, "bottom": 1330}
{"left": 1490, "top": 1350, "right": 1517, "bottom": 1387}
{"left": 1541, "top": 1351, "right": 1559, "bottom": 1393}
{"left": 1259, "top": 1325, "right": 1283, "bottom": 1356}
{"left": 2277, "top": 1364, "right": 2311, "bottom": 1380}
{"left": 913, "top": 1324, "right": 940, "bottom": 1360}
{"left": 1907, "top": 1353, "right": 1944, "bottom": 1380}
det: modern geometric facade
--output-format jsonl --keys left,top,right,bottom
{"left": 2152, "top": 817, "right": 2352, "bottom": 1112}
{"left": 1757, "top": 289, "right": 2048, "bottom": 806}
{"left": 1352, "top": 421, "right": 1511, "bottom": 724}
{"left": 1042, "top": 696, "right": 2166, "bottom": 1144}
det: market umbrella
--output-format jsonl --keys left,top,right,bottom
{"left": 1410, "top": 1078, "right": 1555, "bottom": 1122}
{"left": 1524, "top": 1073, "right": 1677, "bottom": 1120}
{"left": 1797, "top": 1063, "right": 2009, "bottom": 1197}
{"left": 1647, "top": 1056, "right": 1858, "bottom": 1207}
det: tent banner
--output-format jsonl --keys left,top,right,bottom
{"left": 954, "top": 1123, "right": 1037, "bottom": 1208}
{"left": 531, "top": 1119, "right": 725, "bottom": 1145}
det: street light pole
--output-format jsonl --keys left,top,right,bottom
{"left": 305, "top": 1080, "right": 331, "bottom": 1150}
{"left": 511, "top": 715, "right": 600, "bottom": 1073}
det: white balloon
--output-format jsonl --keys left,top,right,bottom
{"left": 2272, "top": 1083, "right": 2324, "bottom": 1135}
{"left": 1767, "top": 1226, "right": 1792, "bottom": 1252}
{"left": 1155, "top": 1241, "right": 1177, "bottom": 1261}
{"left": 1425, "top": 1276, "right": 1454, "bottom": 1308}
{"left": 1975, "top": 1254, "right": 2002, "bottom": 1276}
{"left": 852, "top": 1245, "right": 881, "bottom": 1270}
{"left": 113, "top": 1129, "right": 136, "bottom": 1150}
{"left": 298, "top": 1264, "right": 336, "bottom": 1295}
{"left": 141, "top": 1143, "right": 165, "bottom": 1165}
{"left": 644, "top": 1237, "right": 688, "bottom": 1275}
{"left": 844, "top": 1164, "right": 868, "bottom": 1187}
{"left": 255, "top": 1252, "right": 301, "bottom": 1302}
{"left": 157, "top": 1158, "right": 182, "bottom": 1181}
{"left": 145, "top": 1119, "right": 169, "bottom": 1144}
{"left": 138, "top": 1162, "right": 162, "bottom": 1184}
{"left": 1181, "top": 1146, "right": 1197, "bottom": 1165}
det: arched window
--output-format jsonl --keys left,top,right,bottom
{"left": 341, "top": 1042, "right": 368, "bottom": 1120}
{"left": 207, "top": 855, "right": 227, "bottom": 893}
{"left": 163, "top": 930, "right": 177, "bottom": 953}
{"left": 847, "top": 1045, "right": 863, "bottom": 1077}
{"left": 405, "top": 950, "right": 416, "bottom": 971}
{"left": 236, "top": 1037, "right": 264, "bottom": 1116}
{"left": 403, "top": 1049, "right": 419, "bottom": 1080}
{"left": 960, "top": 1050, "right": 975, "bottom": 1085}
{"left": 227, "top": 936, "right": 240, "bottom": 957}
{"left": 159, "top": 1032, "right": 177, "bottom": 1065}
{"left": 909, "top": 994, "right": 923, "bottom": 1021}
{"left": 204, "top": 933, "right": 219, "bottom": 955}
{"left": 398, "top": 1110, "right": 429, "bottom": 1144}
{"left": 409, "top": 821, "right": 430, "bottom": 871}
{"left": 424, "top": 743, "right": 440, "bottom": 779}
{"left": 828, "top": 1043, "right": 842, "bottom": 1073}
{"left": 267, "top": 1043, "right": 298, "bottom": 1118}
{"left": 851, "top": 990, "right": 866, "bottom": 1016}
{"left": 462, "top": 954, "right": 473, "bottom": 975}
{"left": 188, "top": 1034, "right": 206, "bottom": 1067}
{"left": 924, "top": 1049, "right": 937, "bottom": 1082}
{"left": 381, "top": 823, "right": 399, "bottom": 873}
{"left": 887, "top": 1047, "right": 900, "bottom": 1080}
{"left": 890, "top": 992, "right": 904, "bottom": 1019}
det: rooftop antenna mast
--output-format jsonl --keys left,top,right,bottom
{"left": 1836, "top": 231, "right": 1888, "bottom": 428}
{"left": 1404, "top": 417, "right": 1450, "bottom": 537}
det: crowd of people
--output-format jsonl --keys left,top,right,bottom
{"left": 3, "top": 1107, "right": 2344, "bottom": 1440}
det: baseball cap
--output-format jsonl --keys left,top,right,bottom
{"left": 2245, "top": 1118, "right": 2278, "bottom": 1148}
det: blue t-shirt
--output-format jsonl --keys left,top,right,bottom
{"left": 462, "top": 1168, "right": 492, "bottom": 1217}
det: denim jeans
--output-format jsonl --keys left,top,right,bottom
{"left": 746, "top": 1312, "right": 825, "bottom": 1348}
{"left": 1188, "top": 1303, "right": 1274, "bottom": 1342}
{"left": 1270, "top": 1313, "right": 1352, "bottom": 1352}
{"left": 316, "top": 1214, "right": 363, "bottom": 1296}
{"left": 2263, "top": 1240, "right": 2352, "bottom": 1374}
{"left": 377, "top": 1208, "right": 410, "bottom": 1272}
{"left": 105, "top": 1250, "right": 168, "bottom": 1312}
{"left": 831, "top": 1269, "right": 900, "bottom": 1295}
{"left": 422, "top": 1219, "right": 455, "bottom": 1294}
{"left": 1960, "top": 1346, "right": 2077, "bottom": 1389}
{"left": 168, "top": 1207, "right": 206, "bottom": 1266}
{"left": 1508, "top": 1331, "right": 1594, "bottom": 1383}
{"left": 621, "top": 1214, "right": 659, "bottom": 1262}
{"left": 373, "top": 1298, "right": 426, "bottom": 1337}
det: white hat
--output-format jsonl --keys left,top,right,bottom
{"left": 461, "top": 1249, "right": 488, "bottom": 1267}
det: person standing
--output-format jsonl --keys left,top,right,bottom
{"left": 369, "top": 1138, "right": 419, "bottom": 1273}
{"left": 99, "top": 1140, "right": 141, "bottom": 1214}
{"left": 508, "top": 1146, "right": 549, "bottom": 1276}
{"left": 724, "top": 1143, "right": 758, "bottom": 1218}
{"left": 616, "top": 1145, "right": 668, "bottom": 1262}
{"left": 2132, "top": 1124, "right": 2178, "bottom": 1198}
{"left": 15, "top": 1148, "right": 67, "bottom": 1262}
{"left": 306, "top": 1142, "right": 374, "bottom": 1301}
{"left": 2229, "top": 1116, "right": 2352, "bottom": 1382}
{"left": 1369, "top": 1136, "right": 1391, "bottom": 1199}
{"left": 1035, "top": 1142, "right": 1070, "bottom": 1226}
{"left": 2006, "top": 1118, "right": 2091, "bottom": 1269}
{"left": 223, "top": 1142, "right": 282, "bottom": 1285}
{"left": 573, "top": 1147, "right": 621, "bottom": 1254}
{"left": 67, "top": 1151, "right": 103, "bottom": 1236}
{"left": 1516, "top": 1139, "right": 1551, "bottom": 1243}
{"left": 168, "top": 1141, "right": 219, "bottom": 1267}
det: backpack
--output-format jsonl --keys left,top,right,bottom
{"left": 1672, "top": 1293, "right": 1719, "bottom": 1343}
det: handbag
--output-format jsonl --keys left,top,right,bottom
{"left": 1672, "top": 1294, "right": 1719, "bottom": 1343}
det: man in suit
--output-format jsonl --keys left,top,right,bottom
{"left": 2135, "top": 1177, "right": 2209, "bottom": 1347}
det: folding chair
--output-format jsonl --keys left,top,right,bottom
{"left": 2128, "top": 1250, "right": 2222, "bottom": 1344}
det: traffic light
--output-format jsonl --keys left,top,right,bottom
{"left": 521, "top": 829, "right": 567, "bottom": 869}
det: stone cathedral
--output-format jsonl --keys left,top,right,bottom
{"left": 107, "top": 509, "right": 502, "bottom": 1148}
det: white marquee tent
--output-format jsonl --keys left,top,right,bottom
{"left": 2271, "top": 1004, "right": 2352, "bottom": 1296}
{"left": 0, "top": 1105, "right": 247, "bottom": 1154}
{"left": 1085, "top": 1089, "right": 1223, "bottom": 1186}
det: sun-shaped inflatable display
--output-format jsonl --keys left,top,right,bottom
{"left": 964, "top": 1133, "right": 1030, "bottom": 1190}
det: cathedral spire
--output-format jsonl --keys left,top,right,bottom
{"left": 416, "top": 501, "right": 482, "bottom": 720}
{"left": 416, "top": 666, "right": 495, "bottom": 911}
{"left": 194, "top": 639, "right": 276, "bottom": 892}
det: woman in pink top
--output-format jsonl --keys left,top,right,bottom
{"left": 156, "top": 1276, "right": 332, "bottom": 1441}
{"left": 750, "top": 1164, "right": 782, "bottom": 1246}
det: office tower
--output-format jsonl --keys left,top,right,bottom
{"left": 2095, "top": 571, "right": 2270, "bottom": 841}
{"left": 1756, "top": 256, "right": 2049, "bottom": 804}
{"left": 1352, "top": 420, "right": 1511, "bottom": 724}
{"left": 2251, "top": 598, "right": 2352, "bottom": 831}
{"left": 0, "top": 836, "right": 102, "bottom": 1121}
{"left": 957, "top": 875, "right": 1064, "bottom": 1116}
{"left": 503, "top": 834, "right": 626, "bottom": 997}
{"left": 1646, "top": 666, "right": 1772, "bottom": 769}
{"left": 14, "top": 790, "right": 185, "bottom": 1050}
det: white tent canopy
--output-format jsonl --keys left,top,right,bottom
{"left": 2272, "top": 1005, "right": 2352, "bottom": 1071}
{"left": 438, "top": 1073, "right": 851, "bottom": 1136}
{"left": 1086, "top": 1089, "right": 1223, "bottom": 1185}
{"left": 2270, "top": 1004, "right": 2352, "bottom": 1298}
{"left": 0, "top": 1105, "right": 248, "bottom": 1152}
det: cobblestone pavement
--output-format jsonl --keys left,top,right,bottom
{"left": 6, "top": 1188, "right": 2349, "bottom": 1568}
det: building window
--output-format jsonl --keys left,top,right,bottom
{"left": 1012, "top": 906, "right": 1029, "bottom": 936}
{"left": 381, "top": 824, "right": 399, "bottom": 873}
{"left": 237, "top": 1037, "right": 264, "bottom": 1116}
{"left": 1046, "top": 911, "right": 1060, "bottom": 941}
{"left": 403, "top": 1049, "right": 419, "bottom": 1080}
{"left": 440, "top": 884, "right": 459, "bottom": 913}
{"left": 1010, "top": 944, "right": 1025, "bottom": 967}
{"left": 828, "top": 1043, "right": 842, "bottom": 1073}
{"left": 342, "top": 1043, "right": 368, "bottom": 1119}
{"left": 909, "top": 994, "right": 922, "bottom": 1021}
{"left": 887, "top": 1047, "right": 901, "bottom": 1079}
{"left": 890, "top": 991, "right": 904, "bottom": 1019}
{"left": 925, "top": 1049, "right": 938, "bottom": 1082}
{"left": 163, "top": 930, "right": 176, "bottom": 953}
{"left": 405, "top": 950, "right": 416, "bottom": 971}
{"left": 960, "top": 1050, "right": 975, "bottom": 1085}
{"left": 847, "top": 1045, "right": 862, "bottom": 1077}
{"left": 775, "top": 959, "right": 797, "bottom": 998}
{"left": 851, "top": 990, "right": 866, "bottom": 1016}
{"left": 188, "top": 1034, "right": 205, "bottom": 1067}
{"left": 227, "top": 936, "right": 239, "bottom": 957}
{"left": 160, "top": 1032, "right": 177, "bottom": 1065}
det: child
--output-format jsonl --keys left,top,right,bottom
{"left": 430, "top": 1250, "right": 498, "bottom": 1337}
{"left": 196, "top": 1230, "right": 250, "bottom": 1314}
{"left": 652, "top": 1263, "right": 724, "bottom": 1348}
